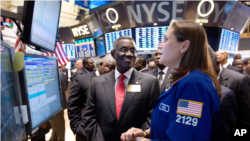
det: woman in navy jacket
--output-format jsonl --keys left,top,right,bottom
{"left": 120, "top": 21, "right": 222, "bottom": 141}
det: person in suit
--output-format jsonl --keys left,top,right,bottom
{"left": 68, "top": 55, "right": 116, "bottom": 141}
{"left": 60, "top": 64, "right": 68, "bottom": 90}
{"left": 232, "top": 59, "right": 244, "bottom": 70}
{"left": 208, "top": 47, "right": 237, "bottom": 141}
{"left": 243, "top": 58, "right": 250, "bottom": 76}
{"left": 70, "top": 60, "right": 83, "bottom": 81}
{"left": 84, "top": 36, "right": 161, "bottom": 141}
{"left": 216, "top": 51, "right": 243, "bottom": 73}
{"left": 147, "top": 49, "right": 171, "bottom": 94}
{"left": 134, "top": 56, "right": 148, "bottom": 72}
{"left": 71, "top": 57, "right": 95, "bottom": 80}
{"left": 213, "top": 51, "right": 250, "bottom": 126}
{"left": 147, "top": 60, "right": 157, "bottom": 71}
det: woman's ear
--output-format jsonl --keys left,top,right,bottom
{"left": 182, "top": 40, "right": 190, "bottom": 53}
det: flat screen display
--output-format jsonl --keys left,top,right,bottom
{"left": 89, "top": 0, "right": 115, "bottom": 9}
{"left": 29, "top": 1, "right": 61, "bottom": 52}
{"left": 105, "top": 29, "right": 132, "bottom": 53}
{"left": 96, "top": 37, "right": 106, "bottom": 56}
{"left": 218, "top": 29, "right": 240, "bottom": 54}
{"left": 24, "top": 56, "right": 62, "bottom": 129}
{"left": 1, "top": 43, "right": 24, "bottom": 141}
{"left": 75, "top": 37, "right": 96, "bottom": 58}
{"left": 136, "top": 26, "right": 168, "bottom": 51}
{"left": 62, "top": 44, "right": 76, "bottom": 58}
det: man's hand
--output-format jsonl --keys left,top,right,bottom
{"left": 120, "top": 127, "right": 146, "bottom": 141}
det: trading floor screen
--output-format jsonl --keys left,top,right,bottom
{"left": 136, "top": 26, "right": 168, "bottom": 51}
{"left": 105, "top": 29, "right": 132, "bottom": 53}
{"left": 62, "top": 44, "right": 76, "bottom": 58}
{"left": 24, "top": 57, "right": 62, "bottom": 129}
{"left": 75, "top": 37, "right": 96, "bottom": 57}
{"left": 218, "top": 29, "right": 240, "bottom": 54}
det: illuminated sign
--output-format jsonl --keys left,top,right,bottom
{"left": 197, "top": 0, "right": 215, "bottom": 17}
{"left": 106, "top": 8, "right": 119, "bottom": 23}
{"left": 71, "top": 25, "right": 91, "bottom": 37}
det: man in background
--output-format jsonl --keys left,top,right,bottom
{"left": 243, "top": 58, "right": 250, "bottom": 76}
{"left": 234, "top": 54, "right": 242, "bottom": 60}
{"left": 134, "top": 56, "right": 148, "bottom": 72}
{"left": 232, "top": 59, "right": 244, "bottom": 70}
{"left": 60, "top": 64, "right": 68, "bottom": 90}
{"left": 70, "top": 60, "right": 83, "bottom": 81}
{"left": 68, "top": 55, "right": 116, "bottom": 141}
{"left": 147, "top": 60, "right": 157, "bottom": 71}
{"left": 71, "top": 57, "right": 95, "bottom": 79}
{"left": 216, "top": 51, "right": 243, "bottom": 73}
{"left": 147, "top": 49, "right": 171, "bottom": 94}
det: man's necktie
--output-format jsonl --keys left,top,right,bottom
{"left": 115, "top": 74, "right": 126, "bottom": 120}
{"left": 159, "top": 71, "right": 164, "bottom": 88}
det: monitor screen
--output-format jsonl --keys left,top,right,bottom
{"left": 218, "top": 29, "right": 240, "bottom": 54}
{"left": 105, "top": 29, "right": 132, "bottom": 53}
{"left": 95, "top": 37, "right": 106, "bottom": 56}
{"left": 1, "top": 42, "right": 24, "bottom": 141}
{"left": 23, "top": 56, "right": 62, "bottom": 130}
{"left": 89, "top": 0, "right": 115, "bottom": 9}
{"left": 62, "top": 44, "right": 76, "bottom": 59}
{"left": 22, "top": 1, "right": 61, "bottom": 52}
{"left": 135, "top": 26, "right": 169, "bottom": 51}
{"left": 75, "top": 37, "right": 96, "bottom": 58}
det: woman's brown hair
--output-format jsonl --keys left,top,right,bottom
{"left": 170, "top": 21, "right": 222, "bottom": 97}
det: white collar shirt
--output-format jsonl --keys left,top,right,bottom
{"left": 222, "top": 62, "right": 230, "bottom": 68}
{"left": 157, "top": 67, "right": 169, "bottom": 80}
{"left": 115, "top": 67, "right": 134, "bottom": 91}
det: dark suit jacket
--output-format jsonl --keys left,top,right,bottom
{"left": 62, "top": 68, "right": 68, "bottom": 89}
{"left": 59, "top": 70, "right": 67, "bottom": 109}
{"left": 71, "top": 68, "right": 88, "bottom": 81}
{"left": 84, "top": 69, "right": 160, "bottom": 141}
{"left": 219, "top": 67, "right": 250, "bottom": 126}
{"left": 67, "top": 72, "right": 96, "bottom": 138}
{"left": 146, "top": 68, "right": 171, "bottom": 94}
{"left": 220, "top": 85, "right": 237, "bottom": 141}
{"left": 227, "top": 64, "right": 243, "bottom": 74}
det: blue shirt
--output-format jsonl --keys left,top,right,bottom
{"left": 150, "top": 70, "right": 221, "bottom": 141}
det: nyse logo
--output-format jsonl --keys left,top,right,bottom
{"left": 71, "top": 25, "right": 90, "bottom": 37}
{"left": 234, "top": 129, "right": 247, "bottom": 136}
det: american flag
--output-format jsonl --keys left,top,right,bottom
{"left": 177, "top": 99, "right": 203, "bottom": 118}
{"left": 42, "top": 41, "right": 70, "bottom": 66}
{"left": 15, "top": 21, "right": 25, "bottom": 52}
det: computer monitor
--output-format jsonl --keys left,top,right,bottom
{"left": 1, "top": 41, "right": 24, "bottom": 141}
{"left": 135, "top": 26, "right": 169, "bottom": 51}
{"left": 75, "top": 37, "right": 96, "bottom": 58}
{"left": 89, "top": 0, "right": 115, "bottom": 9}
{"left": 95, "top": 36, "right": 106, "bottom": 56}
{"left": 218, "top": 29, "right": 240, "bottom": 54}
{"left": 104, "top": 29, "right": 132, "bottom": 53}
{"left": 18, "top": 54, "right": 63, "bottom": 135}
{"left": 62, "top": 44, "right": 76, "bottom": 59}
{"left": 22, "top": 1, "right": 61, "bottom": 52}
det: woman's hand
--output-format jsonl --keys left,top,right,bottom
{"left": 120, "top": 127, "right": 145, "bottom": 141}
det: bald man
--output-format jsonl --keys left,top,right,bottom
{"left": 71, "top": 60, "right": 83, "bottom": 81}
{"left": 216, "top": 51, "right": 243, "bottom": 73}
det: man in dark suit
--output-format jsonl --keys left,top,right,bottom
{"left": 60, "top": 64, "right": 68, "bottom": 89}
{"left": 243, "top": 58, "right": 250, "bottom": 76}
{"left": 216, "top": 50, "right": 243, "bottom": 73}
{"left": 146, "top": 49, "right": 171, "bottom": 94}
{"left": 84, "top": 36, "right": 160, "bottom": 141}
{"left": 71, "top": 57, "right": 95, "bottom": 79}
{"left": 211, "top": 48, "right": 250, "bottom": 126}
{"left": 68, "top": 55, "right": 116, "bottom": 141}
{"left": 134, "top": 56, "right": 148, "bottom": 73}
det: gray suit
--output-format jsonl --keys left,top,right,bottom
{"left": 84, "top": 69, "right": 160, "bottom": 141}
{"left": 71, "top": 68, "right": 88, "bottom": 80}
{"left": 146, "top": 68, "right": 171, "bottom": 94}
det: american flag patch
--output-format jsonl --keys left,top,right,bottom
{"left": 177, "top": 99, "right": 203, "bottom": 118}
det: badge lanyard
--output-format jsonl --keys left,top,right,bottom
{"left": 165, "top": 72, "right": 190, "bottom": 91}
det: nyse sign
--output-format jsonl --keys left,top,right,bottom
{"left": 71, "top": 25, "right": 90, "bottom": 38}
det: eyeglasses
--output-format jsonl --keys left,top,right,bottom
{"left": 117, "top": 47, "right": 136, "bottom": 54}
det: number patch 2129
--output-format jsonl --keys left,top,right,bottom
{"left": 176, "top": 114, "right": 198, "bottom": 126}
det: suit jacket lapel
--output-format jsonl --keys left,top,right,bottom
{"left": 160, "top": 69, "right": 171, "bottom": 94}
{"left": 103, "top": 71, "right": 117, "bottom": 121}
{"left": 219, "top": 67, "right": 228, "bottom": 87}
{"left": 118, "top": 70, "right": 143, "bottom": 124}
{"left": 152, "top": 68, "right": 158, "bottom": 77}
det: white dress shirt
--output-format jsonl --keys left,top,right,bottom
{"left": 157, "top": 67, "right": 169, "bottom": 80}
{"left": 115, "top": 68, "right": 134, "bottom": 91}
{"left": 95, "top": 70, "right": 100, "bottom": 76}
{"left": 222, "top": 62, "right": 230, "bottom": 68}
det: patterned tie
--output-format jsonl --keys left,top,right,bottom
{"left": 159, "top": 71, "right": 164, "bottom": 88}
{"left": 115, "top": 74, "right": 127, "bottom": 120}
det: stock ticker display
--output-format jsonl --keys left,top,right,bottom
{"left": 105, "top": 29, "right": 132, "bottom": 53}
{"left": 61, "top": 44, "right": 76, "bottom": 58}
{"left": 218, "top": 29, "right": 240, "bottom": 54}
{"left": 75, "top": 37, "right": 96, "bottom": 58}
{"left": 136, "top": 26, "right": 168, "bottom": 50}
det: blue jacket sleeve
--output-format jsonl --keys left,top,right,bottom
{"left": 152, "top": 80, "right": 220, "bottom": 141}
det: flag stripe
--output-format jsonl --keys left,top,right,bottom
{"left": 177, "top": 100, "right": 203, "bottom": 118}
{"left": 56, "top": 43, "right": 67, "bottom": 65}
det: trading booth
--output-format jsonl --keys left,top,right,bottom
{"left": 1, "top": 0, "right": 250, "bottom": 140}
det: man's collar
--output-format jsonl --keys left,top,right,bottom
{"left": 222, "top": 62, "right": 229, "bottom": 68}
{"left": 115, "top": 67, "right": 134, "bottom": 80}
{"left": 158, "top": 67, "right": 168, "bottom": 74}
{"left": 217, "top": 65, "right": 223, "bottom": 80}
{"left": 83, "top": 67, "right": 92, "bottom": 73}
{"left": 140, "top": 68, "right": 147, "bottom": 72}
{"left": 95, "top": 70, "right": 100, "bottom": 76}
